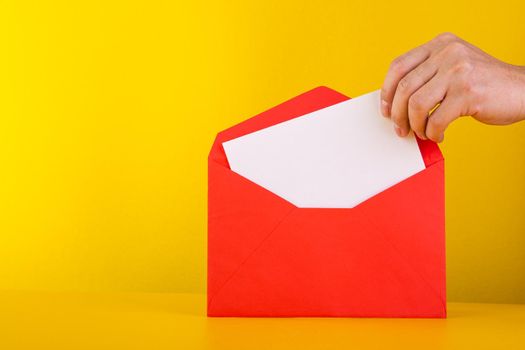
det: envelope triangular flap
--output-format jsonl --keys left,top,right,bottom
{"left": 210, "top": 86, "right": 442, "bottom": 169}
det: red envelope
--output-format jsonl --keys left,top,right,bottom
{"left": 208, "top": 86, "right": 446, "bottom": 318}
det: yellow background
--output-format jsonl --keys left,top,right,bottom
{"left": 1, "top": 0, "right": 524, "bottom": 303}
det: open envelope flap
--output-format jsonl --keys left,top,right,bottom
{"left": 208, "top": 159, "right": 445, "bottom": 317}
{"left": 209, "top": 86, "right": 443, "bottom": 170}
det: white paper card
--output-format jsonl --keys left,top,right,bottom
{"left": 222, "top": 90, "right": 426, "bottom": 208}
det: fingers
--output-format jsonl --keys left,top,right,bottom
{"left": 380, "top": 33, "right": 468, "bottom": 141}
{"left": 390, "top": 58, "right": 439, "bottom": 137}
{"left": 406, "top": 73, "right": 448, "bottom": 139}
{"left": 425, "top": 97, "right": 462, "bottom": 143}
{"left": 381, "top": 45, "right": 431, "bottom": 118}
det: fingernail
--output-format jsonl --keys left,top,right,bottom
{"left": 416, "top": 133, "right": 427, "bottom": 140}
{"left": 381, "top": 100, "right": 390, "bottom": 118}
{"left": 394, "top": 124, "right": 403, "bottom": 137}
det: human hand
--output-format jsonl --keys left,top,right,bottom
{"left": 381, "top": 32, "right": 525, "bottom": 142}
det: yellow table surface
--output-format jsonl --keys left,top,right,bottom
{"left": 0, "top": 292, "right": 524, "bottom": 350}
